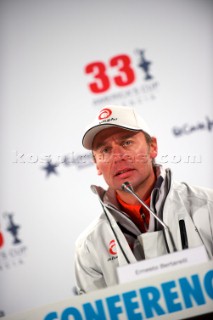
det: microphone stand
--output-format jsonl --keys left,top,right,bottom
{"left": 122, "top": 181, "right": 177, "bottom": 253}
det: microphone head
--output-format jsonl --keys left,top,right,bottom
{"left": 122, "top": 181, "right": 134, "bottom": 193}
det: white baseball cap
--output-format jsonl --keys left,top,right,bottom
{"left": 82, "top": 105, "right": 153, "bottom": 150}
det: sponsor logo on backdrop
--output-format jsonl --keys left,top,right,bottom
{"left": 172, "top": 116, "right": 213, "bottom": 137}
{"left": 84, "top": 49, "right": 159, "bottom": 107}
{"left": 0, "top": 212, "right": 28, "bottom": 271}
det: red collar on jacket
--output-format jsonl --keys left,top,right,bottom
{"left": 116, "top": 193, "right": 150, "bottom": 233}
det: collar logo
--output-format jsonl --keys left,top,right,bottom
{"left": 0, "top": 212, "right": 28, "bottom": 271}
{"left": 98, "top": 108, "right": 112, "bottom": 120}
{"left": 109, "top": 239, "right": 117, "bottom": 255}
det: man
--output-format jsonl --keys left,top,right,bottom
{"left": 74, "top": 105, "right": 213, "bottom": 294}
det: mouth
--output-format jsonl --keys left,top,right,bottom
{"left": 114, "top": 168, "right": 134, "bottom": 177}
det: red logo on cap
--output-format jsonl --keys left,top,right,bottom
{"left": 98, "top": 108, "right": 112, "bottom": 120}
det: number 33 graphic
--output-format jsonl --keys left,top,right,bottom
{"left": 85, "top": 54, "right": 135, "bottom": 94}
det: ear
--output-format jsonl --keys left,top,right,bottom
{"left": 93, "top": 152, "right": 103, "bottom": 176}
{"left": 96, "top": 164, "right": 102, "bottom": 176}
{"left": 92, "top": 151, "right": 102, "bottom": 176}
{"left": 150, "top": 137, "right": 158, "bottom": 159}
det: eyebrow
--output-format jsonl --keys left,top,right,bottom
{"left": 93, "top": 132, "right": 138, "bottom": 151}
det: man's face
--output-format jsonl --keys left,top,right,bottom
{"left": 92, "top": 127, "right": 158, "bottom": 191}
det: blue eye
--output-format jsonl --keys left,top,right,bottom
{"left": 122, "top": 140, "right": 132, "bottom": 146}
{"left": 102, "top": 147, "right": 110, "bottom": 154}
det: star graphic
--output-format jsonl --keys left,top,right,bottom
{"left": 42, "top": 161, "right": 59, "bottom": 177}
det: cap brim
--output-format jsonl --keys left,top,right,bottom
{"left": 82, "top": 124, "right": 142, "bottom": 150}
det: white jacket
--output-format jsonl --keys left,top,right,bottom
{"left": 74, "top": 166, "right": 213, "bottom": 294}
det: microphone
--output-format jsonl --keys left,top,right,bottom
{"left": 122, "top": 181, "right": 177, "bottom": 252}
{"left": 122, "top": 181, "right": 168, "bottom": 230}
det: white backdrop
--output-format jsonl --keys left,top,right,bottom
{"left": 0, "top": 0, "right": 213, "bottom": 317}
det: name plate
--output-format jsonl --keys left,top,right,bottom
{"left": 117, "top": 245, "right": 209, "bottom": 284}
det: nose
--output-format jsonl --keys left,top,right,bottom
{"left": 111, "top": 145, "right": 128, "bottom": 163}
